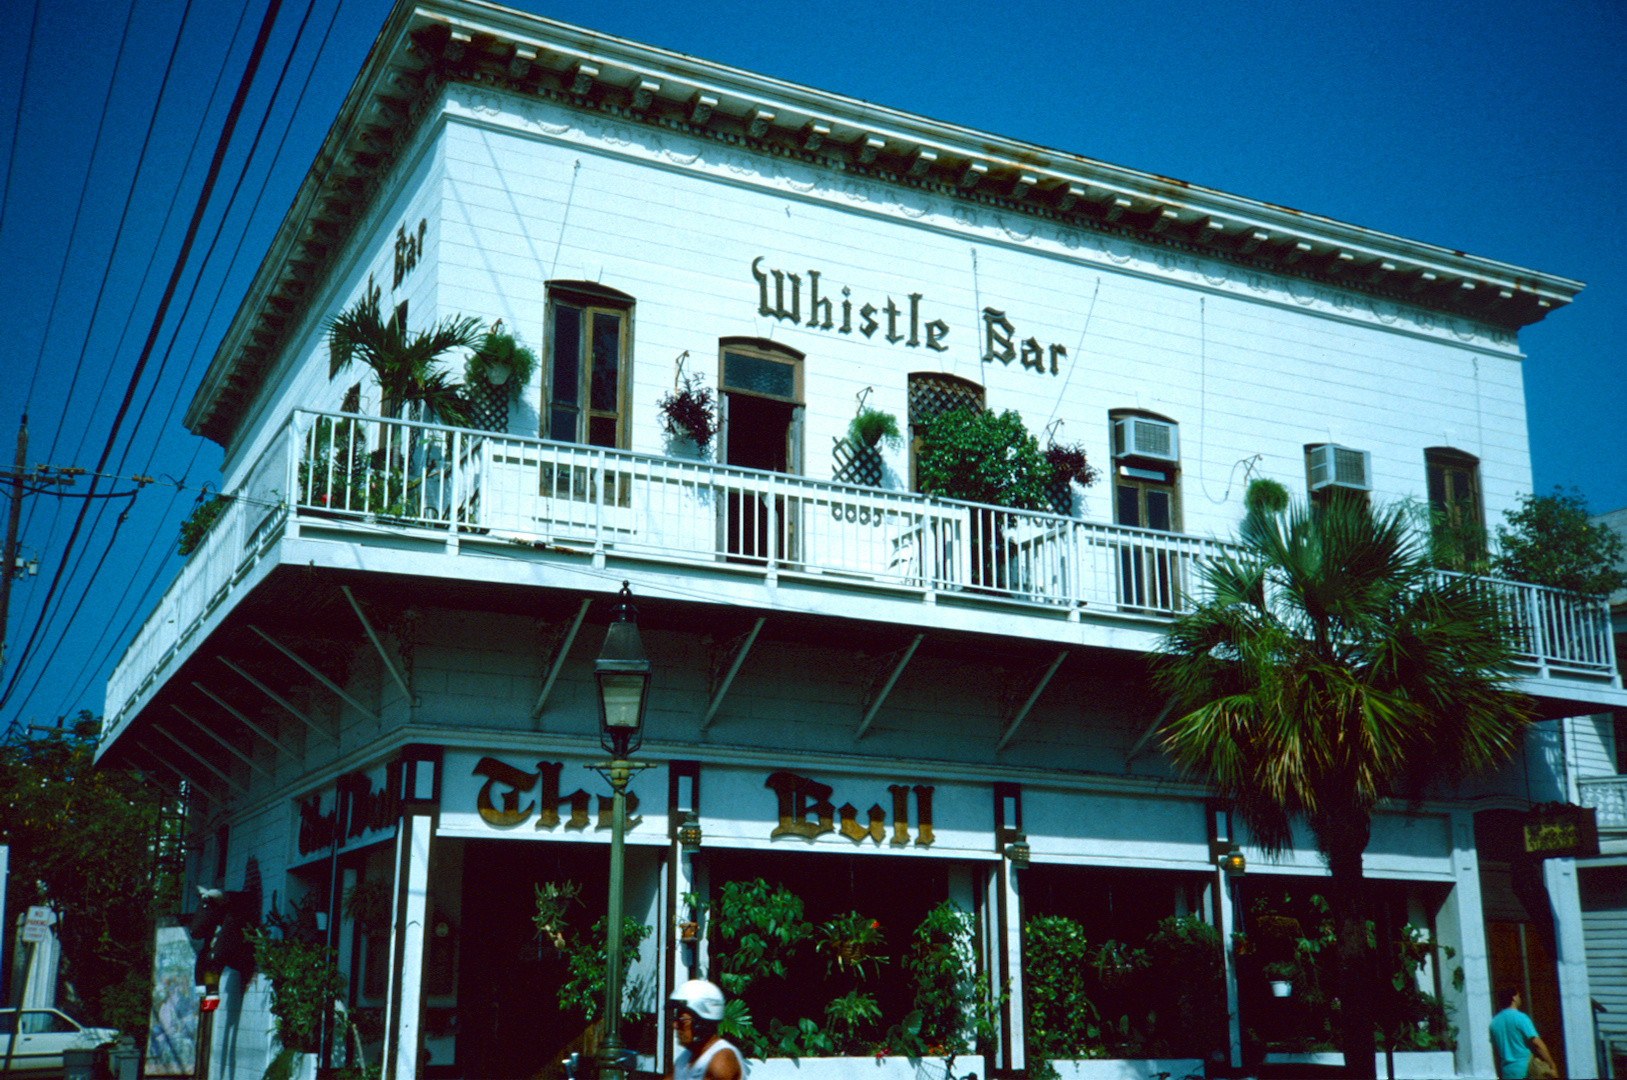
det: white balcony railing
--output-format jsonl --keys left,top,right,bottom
{"left": 1580, "top": 776, "right": 1627, "bottom": 832}
{"left": 106, "top": 409, "right": 1620, "bottom": 727}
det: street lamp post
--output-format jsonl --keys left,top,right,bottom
{"left": 593, "top": 583, "right": 651, "bottom": 1080}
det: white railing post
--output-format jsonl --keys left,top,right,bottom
{"left": 285, "top": 412, "right": 303, "bottom": 541}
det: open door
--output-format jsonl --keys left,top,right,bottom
{"left": 718, "top": 340, "right": 803, "bottom": 565}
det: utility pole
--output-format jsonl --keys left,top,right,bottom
{"left": 0, "top": 416, "right": 76, "bottom": 675}
{"left": 0, "top": 414, "right": 26, "bottom": 672}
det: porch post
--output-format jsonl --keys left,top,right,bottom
{"left": 1215, "top": 861, "right": 1241, "bottom": 1070}
{"left": 1546, "top": 857, "right": 1598, "bottom": 1078}
{"left": 383, "top": 753, "right": 440, "bottom": 1080}
{"left": 1443, "top": 812, "right": 1494, "bottom": 1079}
{"left": 995, "top": 856, "right": 1025, "bottom": 1073}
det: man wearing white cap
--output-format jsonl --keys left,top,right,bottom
{"left": 665, "top": 979, "right": 746, "bottom": 1080}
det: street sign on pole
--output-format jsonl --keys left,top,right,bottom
{"left": 21, "top": 905, "right": 51, "bottom": 943}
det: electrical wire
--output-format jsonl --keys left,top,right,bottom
{"left": 0, "top": 0, "right": 288, "bottom": 710}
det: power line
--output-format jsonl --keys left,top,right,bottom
{"left": 0, "top": 0, "right": 288, "bottom": 710}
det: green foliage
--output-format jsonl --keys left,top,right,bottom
{"left": 823, "top": 989, "right": 883, "bottom": 1053}
{"left": 657, "top": 373, "right": 718, "bottom": 453}
{"left": 895, "top": 901, "right": 999, "bottom": 1061}
{"left": 1042, "top": 442, "right": 1101, "bottom": 488}
{"left": 343, "top": 879, "right": 390, "bottom": 930}
{"left": 178, "top": 492, "right": 233, "bottom": 556}
{"left": 713, "top": 878, "right": 811, "bottom": 998}
{"left": 916, "top": 408, "right": 1051, "bottom": 511}
{"left": 816, "top": 911, "right": 886, "bottom": 980}
{"left": 250, "top": 928, "right": 346, "bottom": 1053}
{"left": 1157, "top": 498, "right": 1524, "bottom": 1066}
{"left": 1022, "top": 915, "right": 1102, "bottom": 1078}
{"left": 555, "top": 914, "right": 652, "bottom": 1025}
{"left": 0, "top": 713, "right": 178, "bottom": 1034}
{"left": 848, "top": 407, "right": 903, "bottom": 450}
{"left": 531, "top": 880, "right": 650, "bottom": 1025}
{"left": 1495, "top": 487, "right": 1626, "bottom": 597}
{"left": 327, "top": 293, "right": 482, "bottom": 427}
{"left": 1245, "top": 477, "right": 1290, "bottom": 516}
{"left": 464, "top": 326, "right": 538, "bottom": 398}
{"left": 1241, "top": 893, "right": 1456, "bottom": 1054}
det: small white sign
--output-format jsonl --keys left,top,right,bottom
{"left": 21, "top": 905, "right": 51, "bottom": 943}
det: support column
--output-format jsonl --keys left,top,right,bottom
{"left": 995, "top": 857, "right": 1025, "bottom": 1074}
{"left": 1444, "top": 813, "right": 1494, "bottom": 1080}
{"left": 1215, "top": 863, "right": 1241, "bottom": 1071}
{"left": 383, "top": 803, "right": 435, "bottom": 1080}
{"left": 1547, "top": 857, "right": 1598, "bottom": 1078}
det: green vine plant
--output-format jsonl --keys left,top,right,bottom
{"left": 712, "top": 878, "right": 822, "bottom": 1060}
{"left": 532, "top": 880, "right": 651, "bottom": 1028}
{"left": 178, "top": 492, "right": 233, "bottom": 556}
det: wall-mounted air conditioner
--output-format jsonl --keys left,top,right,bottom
{"left": 1112, "top": 417, "right": 1179, "bottom": 463}
{"left": 1307, "top": 444, "right": 1372, "bottom": 492}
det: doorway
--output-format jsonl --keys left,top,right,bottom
{"left": 718, "top": 340, "right": 803, "bottom": 564}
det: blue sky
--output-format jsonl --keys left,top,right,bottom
{"left": 0, "top": 0, "right": 1621, "bottom": 729}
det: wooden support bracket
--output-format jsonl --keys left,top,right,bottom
{"left": 702, "top": 617, "right": 765, "bottom": 731}
{"left": 854, "top": 634, "right": 924, "bottom": 742}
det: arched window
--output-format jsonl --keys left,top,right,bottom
{"left": 907, "top": 372, "right": 984, "bottom": 492}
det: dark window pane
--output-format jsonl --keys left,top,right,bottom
{"left": 552, "top": 305, "right": 581, "bottom": 408}
{"left": 723, "top": 351, "right": 795, "bottom": 399}
{"left": 1427, "top": 465, "right": 1447, "bottom": 507}
{"left": 1116, "top": 484, "right": 1139, "bottom": 527}
{"left": 550, "top": 408, "right": 577, "bottom": 442}
{"left": 590, "top": 313, "right": 621, "bottom": 412}
{"left": 1146, "top": 490, "right": 1171, "bottom": 532}
{"left": 588, "top": 416, "right": 617, "bottom": 447}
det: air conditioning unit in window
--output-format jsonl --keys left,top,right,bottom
{"left": 1113, "top": 417, "right": 1179, "bottom": 463}
{"left": 1307, "top": 444, "right": 1372, "bottom": 492}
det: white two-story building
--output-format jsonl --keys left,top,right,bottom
{"left": 99, "top": 2, "right": 1624, "bottom": 1078}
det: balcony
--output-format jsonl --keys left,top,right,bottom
{"left": 104, "top": 410, "right": 1621, "bottom": 733}
{"left": 1581, "top": 776, "right": 1627, "bottom": 833}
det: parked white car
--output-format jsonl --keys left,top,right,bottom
{"left": 0, "top": 1009, "right": 119, "bottom": 1077}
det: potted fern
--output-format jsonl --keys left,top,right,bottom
{"left": 465, "top": 323, "right": 537, "bottom": 396}
{"left": 657, "top": 373, "right": 718, "bottom": 454}
{"left": 847, "top": 407, "right": 902, "bottom": 450}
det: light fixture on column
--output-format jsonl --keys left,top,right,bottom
{"left": 1003, "top": 832, "right": 1030, "bottom": 869}
{"left": 676, "top": 810, "right": 703, "bottom": 853}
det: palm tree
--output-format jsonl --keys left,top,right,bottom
{"left": 1154, "top": 497, "right": 1530, "bottom": 1077}
{"left": 326, "top": 293, "right": 482, "bottom": 428}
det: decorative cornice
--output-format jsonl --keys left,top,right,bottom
{"left": 186, "top": 0, "right": 1584, "bottom": 448}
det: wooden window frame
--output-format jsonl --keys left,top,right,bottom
{"left": 544, "top": 281, "right": 635, "bottom": 449}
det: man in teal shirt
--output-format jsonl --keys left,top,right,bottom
{"left": 1490, "top": 986, "right": 1558, "bottom": 1078}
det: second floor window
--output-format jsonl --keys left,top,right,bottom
{"left": 1110, "top": 411, "right": 1181, "bottom": 532}
{"left": 545, "top": 282, "right": 633, "bottom": 447}
{"left": 1425, "top": 447, "right": 1485, "bottom": 568}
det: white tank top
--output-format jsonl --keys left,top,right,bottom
{"left": 672, "top": 1038, "right": 748, "bottom": 1080}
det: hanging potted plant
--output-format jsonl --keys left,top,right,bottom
{"left": 1262, "top": 960, "right": 1297, "bottom": 997}
{"left": 465, "top": 322, "right": 538, "bottom": 397}
{"left": 847, "top": 406, "right": 902, "bottom": 451}
{"left": 1090, "top": 938, "right": 1147, "bottom": 990}
{"left": 678, "top": 891, "right": 709, "bottom": 943}
{"left": 1041, "top": 441, "right": 1100, "bottom": 514}
{"left": 817, "top": 911, "right": 886, "bottom": 978}
{"left": 657, "top": 372, "right": 718, "bottom": 454}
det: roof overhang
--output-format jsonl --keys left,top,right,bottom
{"left": 185, "top": 0, "right": 1586, "bottom": 448}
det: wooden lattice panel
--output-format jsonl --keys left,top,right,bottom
{"left": 832, "top": 437, "right": 884, "bottom": 487}
{"left": 908, "top": 373, "right": 984, "bottom": 427}
{"left": 468, "top": 381, "right": 510, "bottom": 433}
